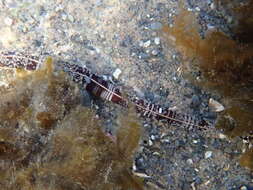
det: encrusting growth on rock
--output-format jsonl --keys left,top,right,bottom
{"left": 0, "top": 57, "right": 144, "bottom": 190}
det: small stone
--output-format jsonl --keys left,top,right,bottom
{"left": 150, "top": 135, "right": 155, "bottom": 140}
{"left": 210, "top": 3, "right": 215, "bottom": 9}
{"left": 62, "top": 13, "right": 67, "bottom": 20}
{"left": 95, "top": 47, "right": 100, "bottom": 53}
{"left": 151, "top": 49, "right": 159, "bottom": 56}
{"left": 194, "top": 177, "right": 202, "bottom": 185}
{"left": 133, "top": 171, "right": 150, "bottom": 178}
{"left": 240, "top": 186, "right": 248, "bottom": 190}
{"left": 209, "top": 98, "right": 225, "bottom": 112}
{"left": 195, "top": 7, "right": 200, "bottom": 11}
{"left": 139, "top": 41, "right": 144, "bottom": 47}
{"left": 219, "top": 133, "right": 227, "bottom": 139}
{"left": 205, "top": 151, "right": 212, "bottom": 159}
{"left": 149, "top": 22, "right": 163, "bottom": 30}
{"left": 4, "top": 17, "right": 13, "bottom": 26}
{"left": 191, "top": 95, "right": 200, "bottom": 108}
{"left": 161, "top": 138, "right": 170, "bottom": 143}
{"left": 132, "top": 163, "right": 137, "bottom": 171}
{"left": 55, "top": 4, "right": 64, "bottom": 11}
{"left": 68, "top": 15, "right": 74, "bottom": 22}
{"left": 153, "top": 152, "right": 160, "bottom": 156}
{"left": 138, "top": 52, "right": 149, "bottom": 59}
{"left": 167, "top": 176, "right": 175, "bottom": 185}
{"left": 143, "top": 40, "right": 151, "bottom": 48}
{"left": 154, "top": 37, "right": 160, "bottom": 45}
{"left": 148, "top": 139, "right": 153, "bottom": 146}
{"left": 112, "top": 68, "right": 122, "bottom": 79}
{"left": 186, "top": 158, "right": 193, "bottom": 165}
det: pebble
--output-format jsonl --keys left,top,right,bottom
{"left": 132, "top": 163, "right": 137, "bottom": 171}
{"left": 55, "top": 4, "right": 64, "bottom": 11}
{"left": 151, "top": 49, "right": 159, "bottom": 56}
{"left": 191, "top": 95, "right": 200, "bottom": 108}
{"left": 205, "top": 151, "right": 212, "bottom": 159}
{"left": 112, "top": 68, "right": 122, "bottom": 79}
{"left": 149, "top": 22, "right": 163, "bottom": 30}
{"left": 4, "top": 17, "right": 13, "bottom": 26}
{"left": 210, "top": 3, "right": 215, "bottom": 9}
{"left": 240, "top": 186, "right": 248, "bottom": 190}
{"left": 61, "top": 13, "right": 68, "bottom": 20}
{"left": 133, "top": 171, "right": 150, "bottom": 178}
{"left": 143, "top": 40, "right": 151, "bottom": 48}
{"left": 148, "top": 139, "right": 153, "bottom": 146}
{"left": 68, "top": 14, "right": 74, "bottom": 22}
{"left": 138, "top": 52, "right": 149, "bottom": 59}
{"left": 219, "top": 133, "right": 227, "bottom": 139}
{"left": 209, "top": 98, "right": 225, "bottom": 112}
{"left": 186, "top": 158, "right": 193, "bottom": 165}
{"left": 154, "top": 37, "right": 160, "bottom": 45}
{"left": 150, "top": 135, "right": 155, "bottom": 141}
{"left": 195, "top": 7, "right": 200, "bottom": 11}
{"left": 153, "top": 152, "right": 160, "bottom": 156}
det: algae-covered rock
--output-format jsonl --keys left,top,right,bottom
{"left": 0, "top": 58, "right": 144, "bottom": 190}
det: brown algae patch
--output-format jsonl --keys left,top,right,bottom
{"left": 162, "top": 6, "right": 253, "bottom": 169}
{"left": 215, "top": 0, "right": 253, "bottom": 43}
{"left": 0, "top": 58, "right": 144, "bottom": 189}
{"left": 240, "top": 148, "right": 253, "bottom": 170}
{"left": 162, "top": 10, "right": 253, "bottom": 95}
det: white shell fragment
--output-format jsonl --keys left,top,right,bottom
{"left": 132, "top": 171, "right": 151, "bottom": 178}
{"left": 219, "top": 133, "right": 227, "bottom": 139}
{"left": 154, "top": 37, "right": 160, "bottom": 45}
{"left": 143, "top": 40, "right": 151, "bottom": 48}
{"left": 209, "top": 98, "right": 225, "bottom": 112}
{"left": 205, "top": 151, "right": 212, "bottom": 159}
{"left": 112, "top": 68, "right": 122, "bottom": 79}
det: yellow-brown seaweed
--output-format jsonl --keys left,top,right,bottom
{"left": 162, "top": 4, "right": 253, "bottom": 169}
{"left": 0, "top": 58, "right": 144, "bottom": 189}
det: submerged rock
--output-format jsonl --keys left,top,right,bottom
{"left": 0, "top": 58, "right": 144, "bottom": 190}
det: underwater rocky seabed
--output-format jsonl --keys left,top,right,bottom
{"left": 0, "top": 0, "right": 253, "bottom": 189}
{"left": 162, "top": 0, "right": 253, "bottom": 169}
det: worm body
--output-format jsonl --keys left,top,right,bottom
{"left": 0, "top": 53, "right": 211, "bottom": 130}
{"left": 0, "top": 52, "right": 40, "bottom": 70}
{"left": 61, "top": 61, "right": 209, "bottom": 130}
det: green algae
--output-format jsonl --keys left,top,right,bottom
{"left": 0, "top": 58, "right": 144, "bottom": 189}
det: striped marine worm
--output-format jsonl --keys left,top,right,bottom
{"left": 56, "top": 63, "right": 253, "bottom": 141}
{"left": 0, "top": 52, "right": 209, "bottom": 130}
{"left": 1, "top": 52, "right": 252, "bottom": 145}
{"left": 62, "top": 62, "right": 209, "bottom": 130}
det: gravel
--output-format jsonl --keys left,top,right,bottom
{"left": 0, "top": 0, "right": 252, "bottom": 189}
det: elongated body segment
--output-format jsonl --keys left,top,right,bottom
{"left": 0, "top": 52, "right": 210, "bottom": 130}
{"left": 132, "top": 98, "right": 209, "bottom": 130}
{"left": 0, "top": 52, "right": 40, "bottom": 70}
